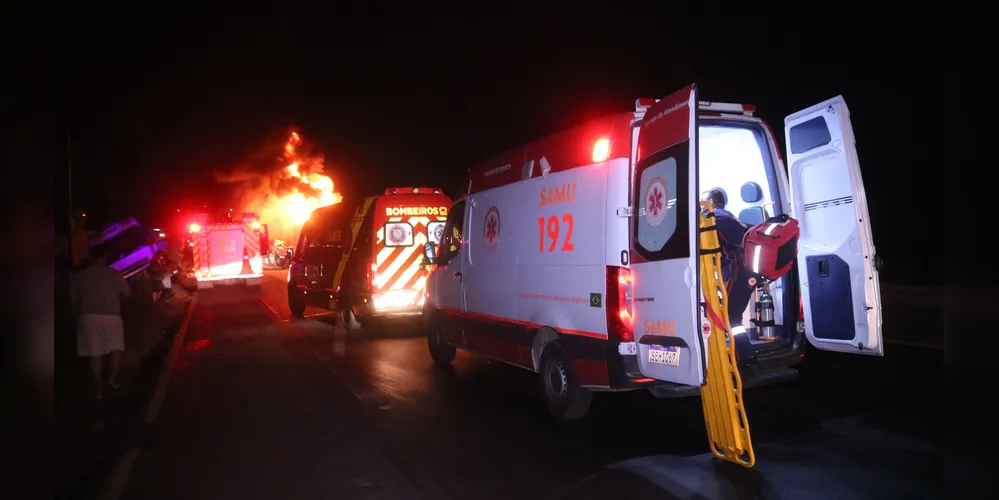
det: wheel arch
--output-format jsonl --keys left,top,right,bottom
{"left": 530, "top": 326, "right": 562, "bottom": 372}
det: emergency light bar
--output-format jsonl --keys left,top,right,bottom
{"left": 384, "top": 187, "right": 444, "bottom": 195}
{"left": 634, "top": 98, "right": 756, "bottom": 116}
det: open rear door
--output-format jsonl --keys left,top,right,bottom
{"left": 785, "top": 96, "right": 883, "bottom": 355}
{"left": 630, "top": 84, "right": 706, "bottom": 386}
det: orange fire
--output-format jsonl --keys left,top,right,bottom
{"left": 226, "top": 131, "right": 344, "bottom": 244}
{"left": 274, "top": 132, "right": 342, "bottom": 225}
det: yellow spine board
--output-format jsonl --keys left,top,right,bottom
{"left": 697, "top": 201, "right": 755, "bottom": 468}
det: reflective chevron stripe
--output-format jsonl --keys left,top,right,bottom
{"left": 331, "top": 195, "right": 377, "bottom": 292}
{"left": 192, "top": 237, "right": 200, "bottom": 273}
{"left": 374, "top": 216, "right": 436, "bottom": 305}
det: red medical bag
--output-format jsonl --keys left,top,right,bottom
{"left": 742, "top": 214, "right": 800, "bottom": 281}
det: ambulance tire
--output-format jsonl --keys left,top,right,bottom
{"left": 288, "top": 288, "right": 306, "bottom": 318}
{"left": 427, "top": 321, "right": 455, "bottom": 366}
{"left": 539, "top": 341, "right": 592, "bottom": 421}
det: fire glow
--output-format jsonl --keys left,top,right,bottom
{"left": 279, "top": 132, "right": 341, "bottom": 224}
{"left": 218, "top": 130, "right": 343, "bottom": 243}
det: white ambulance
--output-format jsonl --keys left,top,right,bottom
{"left": 422, "top": 84, "right": 882, "bottom": 420}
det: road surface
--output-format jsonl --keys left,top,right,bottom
{"left": 120, "top": 270, "right": 943, "bottom": 499}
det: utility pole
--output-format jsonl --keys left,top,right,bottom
{"left": 67, "top": 132, "right": 73, "bottom": 225}
{"left": 67, "top": 132, "right": 74, "bottom": 262}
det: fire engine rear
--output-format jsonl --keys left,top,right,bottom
{"left": 185, "top": 212, "right": 268, "bottom": 290}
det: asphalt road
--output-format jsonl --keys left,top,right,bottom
{"left": 120, "top": 270, "right": 944, "bottom": 499}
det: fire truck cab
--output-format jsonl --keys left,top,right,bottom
{"left": 287, "top": 187, "right": 452, "bottom": 328}
{"left": 423, "top": 87, "right": 883, "bottom": 420}
{"left": 185, "top": 212, "right": 267, "bottom": 290}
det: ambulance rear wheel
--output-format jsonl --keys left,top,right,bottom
{"left": 539, "top": 341, "right": 592, "bottom": 421}
{"left": 288, "top": 288, "right": 306, "bottom": 318}
{"left": 427, "top": 321, "right": 455, "bottom": 365}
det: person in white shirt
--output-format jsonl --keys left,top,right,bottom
{"left": 70, "top": 244, "right": 131, "bottom": 400}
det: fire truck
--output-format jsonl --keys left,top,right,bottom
{"left": 185, "top": 212, "right": 269, "bottom": 290}
{"left": 422, "top": 89, "right": 883, "bottom": 421}
{"left": 287, "top": 187, "right": 452, "bottom": 328}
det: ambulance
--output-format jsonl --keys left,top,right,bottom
{"left": 422, "top": 85, "right": 883, "bottom": 420}
{"left": 287, "top": 187, "right": 452, "bottom": 328}
{"left": 185, "top": 212, "right": 266, "bottom": 290}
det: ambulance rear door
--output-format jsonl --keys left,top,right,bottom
{"left": 629, "top": 84, "right": 707, "bottom": 387}
{"left": 785, "top": 95, "right": 883, "bottom": 355}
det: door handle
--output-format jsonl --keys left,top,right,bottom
{"left": 453, "top": 271, "right": 462, "bottom": 279}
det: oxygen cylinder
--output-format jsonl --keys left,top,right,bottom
{"left": 757, "top": 288, "right": 776, "bottom": 339}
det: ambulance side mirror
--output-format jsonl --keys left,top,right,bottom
{"left": 423, "top": 242, "right": 438, "bottom": 266}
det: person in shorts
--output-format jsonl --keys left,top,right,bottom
{"left": 70, "top": 243, "right": 131, "bottom": 400}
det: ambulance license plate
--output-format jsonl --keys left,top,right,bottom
{"left": 648, "top": 345, "right": 680, "bottom": 367}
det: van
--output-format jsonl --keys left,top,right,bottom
{"left": 288, "top": 187, "right": 453, "bottom": 328}
{"left": 422, "top": 85, "right": 882, "bottom": 420}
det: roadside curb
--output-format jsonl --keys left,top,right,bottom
{"left": 98, "top": 293, "right": 198, "bottom": 500}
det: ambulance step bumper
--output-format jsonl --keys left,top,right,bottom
{"left": 647, "top": 366, "right": 799, "bottom": 399}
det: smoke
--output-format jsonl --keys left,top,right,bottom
{"left": 213, "top": 128, "right": 341, "bottom": 244}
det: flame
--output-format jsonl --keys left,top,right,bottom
{"left": 275, "top": 132, "right": 343, "bottom": 226}
{"left": 220, "top": 130, "right": 342, "bottom": 243}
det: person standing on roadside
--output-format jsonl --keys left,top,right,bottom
{"left": 70, "top": 243, "right": 131, "bottom": 400}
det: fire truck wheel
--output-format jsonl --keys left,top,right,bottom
{"left": 539, "top": 341, "right": 592, "bottom": 421}
{"left": 288, "top": 290, "right": 306, "bottom": 318}
{"left": 427, "top": 321, "right": 455, "bottom": 365}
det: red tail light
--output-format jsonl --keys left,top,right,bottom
{"left": 799, "top": 297, "right": 804, "bottom": 319}
{"left": 606, "top": 266, "right": 634, "bottom": 342}
{"left": 369, "top": 263, "right": 378, "bottom": 288}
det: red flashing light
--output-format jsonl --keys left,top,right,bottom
{"left": 189, "top": 223, "right": 201, "bottom": 233}
{"left": 592, "top": 138, "right": 610, "bottom": 163}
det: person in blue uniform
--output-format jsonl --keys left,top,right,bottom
{"left": 701, "top": 188, "right": 753, "bottom": 329}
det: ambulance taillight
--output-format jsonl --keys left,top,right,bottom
{"left": 606, "top": 266, "right": 634, "bottom": 342}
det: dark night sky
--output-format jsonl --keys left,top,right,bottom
{"left": 58, "top": 15, "right": 964, "bottom": 285}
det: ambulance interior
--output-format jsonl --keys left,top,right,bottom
{"left": 698, "top": 122, "right": 790, "bottom": 348}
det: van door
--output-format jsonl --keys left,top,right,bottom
{"left": 630, "top": 84, "right": 707, "bottom": 386}
{"left": 435, "top": 199, "right": 467, "bottom": 347}
{"left": 785, "top": 96, "right": 883, "bottom": 355}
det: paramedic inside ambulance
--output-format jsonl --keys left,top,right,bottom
{"left": 701, "top": 188, "right": 753, "bottom": 330}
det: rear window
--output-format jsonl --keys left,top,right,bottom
{"left": 298, "top": 209, "right": 350, "bottom": 255}
{"left": 788, "top": 116, "right": 831, "bottom": 154}
{"left": 383, "top": 222, "right": 415, "bottom": 247}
